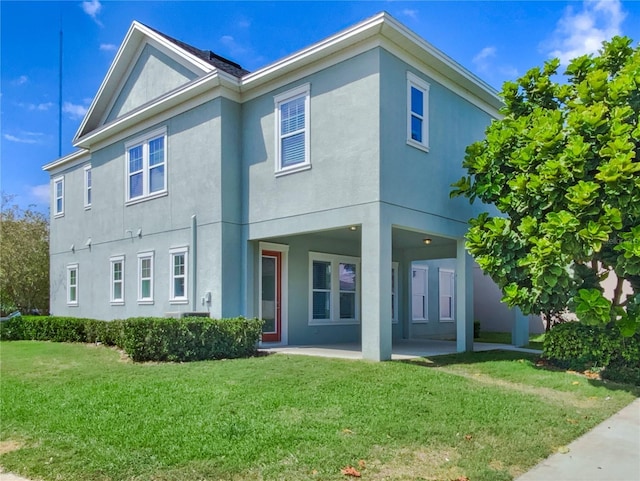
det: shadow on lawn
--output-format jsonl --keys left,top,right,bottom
{"left": 400, "top": 350, "right": 640, "bottom": 396}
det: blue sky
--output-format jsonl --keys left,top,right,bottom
{"left": 2, "top": 0, "right": 640, "bottom": 212}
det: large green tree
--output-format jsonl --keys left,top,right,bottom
{"left": 452, "top": 36, "right": 640, "bottom": 335}
{"left": 0, "top": 194, "right": 50, "bottom": 315}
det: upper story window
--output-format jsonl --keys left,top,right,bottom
{"left": 84, "top": 165, "right": 92, "bottom": 209}
{"left": 126, "top": 127, "right": 167, "bottom": 204}
{"left": 53, "top": 176, "right": 64, "bottom": 217}
{"left": 274, "top": 84, "right": 310, "bottom": 176}
{"left": 407, "top": 72, "right": 430, "bottom": 152}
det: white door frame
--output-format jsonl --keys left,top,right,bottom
{"left": 258, "top": 242, "right": 289, "bottom": 346}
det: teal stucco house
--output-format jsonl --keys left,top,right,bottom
{"left": 44, "top": 12, "right": 532, "bottom": 361}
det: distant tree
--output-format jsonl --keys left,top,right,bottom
{"left": 451, "top": 36, "right": 640, "bottom": 335}
{"left": 0, "top": 193, "right": 50, "bottom": 315}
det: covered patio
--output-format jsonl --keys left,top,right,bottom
{"left": 261, "top": 339, "right": 541, "bottom": 361}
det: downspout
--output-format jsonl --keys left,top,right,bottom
{"left": 191, "top": 215, "right": 197, "bottom": 312}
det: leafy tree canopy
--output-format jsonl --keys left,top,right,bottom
{"left": 452, "top": 36, "right": 640, "bottom": 335}
{"left": 1, "top": 193, "right": 50, "bottom": 316}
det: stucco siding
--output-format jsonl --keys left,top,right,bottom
{"left": 106, "top": 44, "right": 199, "bottom": 122}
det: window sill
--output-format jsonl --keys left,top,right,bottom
{"left": 67, "top": 303, "right": 78, "bottom": 307}
{"left": 275, "top": 163, "right": 311, "bottom": 178}
{"left": 406, "top": 139, "right": 430, "bottom": 153}
{"left": 126, "top": 191, "right": 168, "bottom": 207}
{"left": 110, "top": 301, "right": 125, "bottom": 306}
{"left": 308, "top": 319, "right": 360, "bottom": 326}
{"left": 439, "top": 319, "right": 455, "bottom": 323}
{"left": 169, "top": 299, "right": 189, "bottom": 305}
{"left": 84, "top": 206, "right": 91, "bottom": 211}
{"left": 54, "top": 213, "right": 64, "bottom": 219}
{"left": 138, "top": 300, "right": 154, "bottom": 305}
{"left": 412, "top": 319, "right": 429, "bottom": 324}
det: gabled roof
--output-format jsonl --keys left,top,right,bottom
{"left": 73, "top": 21, "right": 247, "bottom": 144}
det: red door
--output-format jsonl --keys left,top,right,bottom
{"left": 261, "top": 250, "right": 281, "bottom": 342}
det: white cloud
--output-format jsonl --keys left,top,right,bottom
{"left": 19, "top": 102, "right": 54, "bottom": 111}
{"left": 401, "top": 9, "right": 418, "bottom": 20}
{"left": 28, "top": 184, "right": 50, "bottom": 205}
{"left": 81, "top": 0, "right": 103, "bottom": 25}
{"left": 62, "top": 101, "right": 88, "bottom": 120}
{"left": 220, "top": 35, "right": 248, "bottom": 56}
{"left": 547, "top": 0, "right": 627, "bottom": 64}
{"left": 473, "top": 46, "right": 497, "bottom": 73}
{"left": 99, "top": 43, "right": 117, "bottom": 52}
{"left": 13, "top": 75, "right": 28, "bottom": 85}
{"left": 4, "top": 133, "right": 38, "bottom": 144}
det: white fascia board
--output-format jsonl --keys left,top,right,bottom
{"left": 43, "top": 150, "right": 90, "bottom": 173}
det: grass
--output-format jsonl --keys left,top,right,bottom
{"left": 1, "top": 342, "right": 638, "bottom": 481}
{"left": 475, "top": 331, "right": 545, "bottom": 350}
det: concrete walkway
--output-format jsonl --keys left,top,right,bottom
{"left": 515, "top": 397, "right": 640, "bottom": 481}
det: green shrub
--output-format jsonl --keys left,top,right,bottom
{"left": 0, "top": 314, "right": 25, "bottom": 340}
{"left": 543, "top": 322, "right": 640, "bottom": 384}
{"left": 119, "top": 316, "right": 263, "bottom": 362}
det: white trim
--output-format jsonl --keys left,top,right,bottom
{"left": 274, "top": 83, "right": 311, "bottom": 175}
{"left": 258, "top": 242, "right": 289, "bottom": 346}
{"left": 407, "top": 71, "right": 430, "bottom": 152}
{"left": 411, "top": 265, "right": 429, "bottom": 323}
{"left": 169, "top": 246, "right": 189, "bottom": 304}
{"left": 137, "top": 251, "right": 155, "bottom": 304}
{"left": 439, "top": 268, "right": 455, "bottom": 321}
{"left": 391, "top": 262, "right": 399, "bottom": 324}
{"left": 125, "top": 126, "right": 167, "bottom": 203}
{"left": 110, "top": 255, "right": 125, "bottom": 305}
{"left": 43, "top": 149, "right": 89, "bottom": 173}
{"left": 53, "top": 176, "right": 64, "bottom": 218}
{"left": 83, "top": 164, "right": 92, "bottom": 209}
{"left": 66, "top": 263, "right": 79, "bottom": 306}
{"left": 308, "top": 252, "right": 360, "bottom": 326}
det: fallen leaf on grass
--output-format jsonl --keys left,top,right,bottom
{"left": 571, "top": 381, "right": 580, "bottom": 385}
{"left": 311, "top": 470, "right": 318, "bottom": 475}
{"left": 341, "top": 466, "right": 361, "bottom": 477}
{"left": 342, "top": 428, "right": 354, "bottom": 434}
{"left": 358, "top": 460, "right": 366, "bottom": 469}
{"left": 557, "top": 446, "right": 570, "bottom": 454}
{"left": 566, "top": 418, "right": 579, "bottom": 425}
{"left": 464, "top": 434, "right": 473, "bottom": 441}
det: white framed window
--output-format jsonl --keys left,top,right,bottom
{"left": 67, "top": 263, "right": 78, "bottom": 306}
{"left": 439, "top": 268, "right": 455, "bottom": 321}
{"left": 53, "top": 176, "right": 64, "bottom": 217}
{"left": 309, "top": 252, "right": 359, "bottom": 325}
{"left": 110, "top": 255, "right": 125, "bottom": 305}
{"left": 412, "top": 265, "right": 429, "bottom": 322}
{"left": 274, "top": 83, "right": 310, "bottom": 175}
{"left": 169, "top": 247, "right": 188, "bottom": 303}
{"left": 137, "top": 251, "right": 154, "bottom": 304}
{"left": 84, "top": 165, "right": 92, "bottom": 209}
{"left": 126, "top": 127, "right": 167, "bottom": 203}
{"left": 392, "top": 262, "right": 399, "bottom": 323}
{"left": 407, "top": 71, "right": 430, "bottom": 152}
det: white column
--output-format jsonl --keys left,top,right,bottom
{"left": 361, "top": 213, "right": 392, "bottom": 361}
{"left": 512, "top": 308, "right": 529, "bottom": 347}
{"left": 456, "top": 239, "right": 474, "bottom": 353}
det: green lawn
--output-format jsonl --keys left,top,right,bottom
{"left": 1, "top": 342, "right": 637, "bottom": 481}
{"left": 475, "top": 331, "right": 545, "bottom": 350}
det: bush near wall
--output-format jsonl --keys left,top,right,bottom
{"left": 543, "top": 322, "right": 640, "bottom": 385}
{"left": 0, "top": 315, "right": 263, "bottom": 362}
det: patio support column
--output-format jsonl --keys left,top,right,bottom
{"left": 512, "top": 308, "right": 529, "bottom": 347}
{"left": 456, "top": 239, "right": 474, "bottom": 353}
{"left": 361, "top": 212, "right": 392, "bottom": 361}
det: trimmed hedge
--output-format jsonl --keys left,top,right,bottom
{"left": 543, "top": 322, "right": 640, "bottom": 385}
{"left": 0, "top": 315, "right": 263, "bottom": 362}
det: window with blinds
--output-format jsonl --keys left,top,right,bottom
{"left": 274, "top": 84, "right": 310, "bottom": 175}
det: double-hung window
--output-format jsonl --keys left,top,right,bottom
{"left": 169, "top": 247, "right": 188, "bottom": 303}
{"left": 67, "top": 264, "right": 78, "bottom": 306}
{"left": 412, "top": 265, "right": 429, "bottom": 322}
{"left": 137, "top": 251, "right": 154, "bottom": 304}
{"left": 126, "top": 127, "right": 167, "bottom": 203}
{"left": 274, "top": 84, "right": 310, "bottom": 175}
{"left": 84, "top": 165, "right": 92, "bottom": 208}
{"left": 110, "top": 256, "right": 125, "bottom": 304}
{"left": 439, "top": 268, "right": 455, "bottom": 321}
{"left": 53, "top": 176, "right": 64, "bottom": 217}
{"left": 407, "top": 72, "right": 430, "bottom": 151}
{"left": 309, "top": 253, "right": 359, "bottom": 324}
